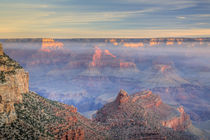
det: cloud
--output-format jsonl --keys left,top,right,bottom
{"left": 0, "top": 3, "right": 51, "bottom": 9}
{"left": 0, "top": 0, "right": 209, "bottom": 38}
{"left": 176, "top": 16, "right": 186, "bottom": 19}
{"left": 174, "top": 14, "right": 210, "bottom": 22}
{"left": 50, "top": 8, "right": 159, "bottom": 24}
{"left": 195, "top": 23, "right": 209, "bottom": 25}
{"left": 0, "top": 6, "right": 158, "bottom": 31}
{"left": 195, "top": 14, "right": 210, "bottom": 18}
{"left": 116, "top": 0, "right": 198, "bottom": 10}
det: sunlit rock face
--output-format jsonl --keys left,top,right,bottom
{"left": 109, "top": 39, "right": 118, "bottom": 46}
{"left": 104, "top": 49, "right": 116, "bottom": 58}
{"left": 86, "top": 47, "right": 139, "bottom": 76}
{"left": 115, "top": 89, "right": 129, "bottom": 105}
{"left": 90, "top": 46, "right": 102, "bottom": 67}
{"left": 0, "top": 44, "right": 29, "bottom": 126}
{"left": 176, "top": 38, "right": 183, "bottom": 45}
{"left": 166, "top": 38, "right": 175, "bottom": 45}
{"left": 162, "top": 106, "right": 191, "bottom": 131}
{"left": 89, "top": 47, "right": 119, "bottom": 68}
{"left": 150, "top": 38, "right": 160, "bottom": 46}
{"left": 41, "top": 38, "right": 64, "bottom": 52}
{"left": 123, "top": 42, "right": 144, "bottom": 48}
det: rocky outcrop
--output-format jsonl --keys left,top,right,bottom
{"left": 131, "top": 91, "right": 163, "bottom": 108}
{"left": 162, "top": 106, "right": 191, "bottom": 131}
{"left": 115, "top": 89, "right": 129, "bottom": 105}
{"left": 94, "top": 90, "right": 195, "bottom": 139}
{"left": 0, "top": 44, "right": 29, "bottom": 126}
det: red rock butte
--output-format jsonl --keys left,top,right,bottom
{"left": 96, "top": 90, "right": 191, "bottom": 132}
{"left": 123, "top": 42, "right": 144, "bottom": 48}
{"left": 41, "top": 38, "right": 64, "bottom": 52}
{"left": 90, "top": 46, "right": 102, "bottom": 67}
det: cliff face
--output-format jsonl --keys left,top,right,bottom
{"left": 0, "top": 69, "right": 29, "bottom": 125}
{"left": 162, "top": 106, "right": 191, "bottom": 131}
{"left": 0, "top": 44, "right": 29, "bottom": 126}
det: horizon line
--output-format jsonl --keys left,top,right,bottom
{"left": 1, "top": 37, "right": 210, "bottom": 39}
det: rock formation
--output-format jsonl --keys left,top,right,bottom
{"left": 115, "top": 89, "right": 129, "bottom": 105}
{"left": 162, "top": 106, "right": 191, "bottom": 131}
{"left": 0, "top": 44, "right": 29, "bottom": 126}
{"left": 41, "top": 38, "right": 64, "bottom": 52}
{"left": 94, "top": 90, "right": 197, "bottom": 139}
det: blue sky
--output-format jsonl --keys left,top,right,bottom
{"left": 0, "top": 0, "right": 210, "bottom": 38}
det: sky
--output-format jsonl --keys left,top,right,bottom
{"left": 0, "top": 0, "right": 210, "bottom": 38}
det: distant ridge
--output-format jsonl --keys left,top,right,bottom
{"left": 1, "top": 37, "right": 210, "bottom": 43}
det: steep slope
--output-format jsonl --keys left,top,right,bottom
{"left": 0, "top": 91, "right": 108, "bottom": 139}
{"left": 94, "top": 90, "right": 199, "bottom": 140}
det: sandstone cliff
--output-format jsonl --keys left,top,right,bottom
{"left": 0, "top": 43, "right": 29, "bottom": 126}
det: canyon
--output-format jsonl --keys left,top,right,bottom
{"left": 0, "top": 38, "right": 210, "bottom": 139}
{"left": 0, "top": 43, "right": 205, "bottom": 139}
